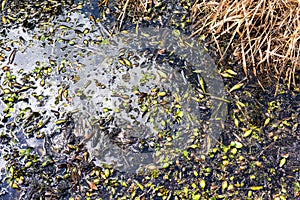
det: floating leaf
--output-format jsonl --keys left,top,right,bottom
{"left": 199, "top": 76, "right": 206, "bottom": 93}
{"left": 163, "top": 163, "right": 170, "bottom": 169}
{"left": 193, "top": 194, "right": 201, "bottom": 200}
{"left": 11, "top": 182, "right": 18, "bottom": 189}
{"left": 228, "top": 184, "right": 235, "bottom": 191}
{"left": 264, "top": 118, "right": 270, "bottom": 126}
{"left": 183, "top": 187, "right": 188, "bottom": 195}
{"left": 40, "top": 79, "right": 45, "bottom": 86}
{"left": 104, "top": 168, "right": 110, "bottom": 178}
{"left": 158, "top": 91, "right": 167, "bottom": 97}
{"left": 172, "top": 29, "right": 180, "bottom": 37}
{"left": 24, "top": 161, "right": 32, "bottom": 168}
{"left": 193, "top": 70, "right": 203, "bottom": 73}
{"left": 200, "top": 179, "right": 206, "bottom": 189}
{"left": 86, "top": 180, "right": 98, "bottom": 190}
{"left": 83, "top": 28, "right": 90, "bottom": 34}
{"left": 234, "top": 118, "right": 239, "bottom": 128}
{"left": 183, "top": 150, "right": 189, "bottom": 160}
{"left": 134, "top": 180, "right": 144, "bottom": 190}
{"left": 193, "top": 170, "right": 198, "bottom": 177}
{"left": 3, "top": 88, "right": 11, "bottom": 94}
{"left": 2, "top": 0, "right": 7, "bottom": 11}
{"left": 220, "top": 72, "right": 234, "bottom": 78}
{"left": 191, "top": 183, "right": 196, "bottom": 189}
{"left": 279, "top": 157, "right": 286, "bottom": 167}
{"left": 229, "top": 83, "right": 244, "bottom": 93}
{"left": 118, "top": 59, "right": 125, "bottom": 66}
{"left": 222, "top": 181, "right": 228, "bottom": 190}
{"left": 59, "top": 25, "right": 71, "bottom": 29}
{"left": 231, "top": 148, "right": 237, "bottom": 155}
{"left": 234, "top": 141, "right": 243, "bottom": 149}
{"left": 199, "top": 34, "right": 206, "bottom": 41}
{"left": 68, "top": 39, "right": 76, "bottom": 46}
{"left": 243, "top": 129, "right": 252, "bottom": 137}
{"left": 225, "top": 69, "right": 237, "bottom": 76}
{"left": 157, "top": 70, "right": 167, "bottom": 79}
{"left": 123, "top": 58, "right": 131, "bottom": 67}
{"left": 55, "top": 119, "right": 66, "bottom": 125}
{"left": 249, "top": 186, "right": 263, "bottom": 191}
{"left": 63, "top": 89, "right": 68, "bottom": 98}
{"left": 188, "top": 144, "right": 198, "bottom": 149}
{"left": 236, "top": 100, "right": 246, "bottom": 108}
{"left": 254, "top": 161, "right": 262, "bottom": 167}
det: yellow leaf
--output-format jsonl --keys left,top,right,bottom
{"left": 199, "top": 76, "right": 206, "bottom": 93}
{"left": 225, "top": 69, "right": 237, "bottom": 76}
{"left": 222, "top": 181, "right": 228, "bottom": 190}
{"left": 123, "top": 58, "right": 132, "bottom": 67}
{"left": 264, "top": 118, "right": 270, "bottom": 127}
{"left": 2, "top": 15, "right": 7, "bottom": 24}
{"left": 220, "top": 73, "right": 234, "bottom": 78}
{"left": 200, "top": 179, "right": 206, "bottom": 189}
{"left": 104, "top": 168, "right": 110, "bottom": 178}
{"left": 249, "top": 186, "right": 263, "bottom": 191}
{"left": 2, "top": 0, "right": 7, "bottom": 11}
{"left": 134, "top": 180, "right": 144, "bottom": 190}
{"left": 243, "top": 129, "right": 252, "bottom": 137}
{"left": 229, "top": 83, "right": 244, "bottom": 93}
{"left": 234, "top": 141, "right": 243, "bottom": 149}
{"left": 279, "top": 157, "right": 286, "bottom": 167}
{"left": 118, "top": 59, "right": 125, "bottom": 66}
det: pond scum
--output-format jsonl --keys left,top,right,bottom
{"left": 0, "top": 0, "right": 299, "bottom": 199}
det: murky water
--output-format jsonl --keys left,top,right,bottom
{"left": 0, "top": 8, "right": 227, "bottom": 176}
{"left": 2, "top": 1, "right": 299, "bottom": 199}
{"left": 68, "top": 27, "right": 228, "bottom": 172}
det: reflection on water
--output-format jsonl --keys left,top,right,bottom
{"left": 0, "top": 8, "right": 227, "bottom": 175}
{"left": 69, "top": 27, "right": 228, "bottom": 172}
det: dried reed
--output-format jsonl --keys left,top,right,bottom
{"left": 191, "top": 0, "right": 300, "bottom": 89}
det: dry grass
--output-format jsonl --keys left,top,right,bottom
{"left": 191, "top": 0, "right": 300, "bottom": 90}
{"left": 99, "top": 0, "right": 152, "bottom": 30}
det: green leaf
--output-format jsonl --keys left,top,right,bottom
{"left": 233, "top": 141, "right": 243, "bottom": 149}
{"left": 193, "top": 194, "right": 201, "bottom": 200}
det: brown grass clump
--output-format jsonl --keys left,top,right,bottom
{"left": 99, "top": 0, "right": 152, "bottom": 30}
{"left": 191, "top": 0, "right": 300, "bottom": 90}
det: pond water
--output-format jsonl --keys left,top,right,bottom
{"left": 2, "top": 6, "right": 227, "bottom": 175}
{"left": 0, "top": 5, "right": 228, "bottom": 173}
{"left": 68, "top": 26, "right": 228, "bottom": 172}
{"left": 2, "top": 1, "right": 300, "bottom": 199}
{"left": 0, "top": 4, "right": 228, "bottom": 198}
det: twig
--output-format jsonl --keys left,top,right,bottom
{"left": 118, "top": 0, "right": 130, "bottom": 30}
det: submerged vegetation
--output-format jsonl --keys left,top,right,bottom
{"left": 0, "top": 0, "right": 299, "bottom": 199}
